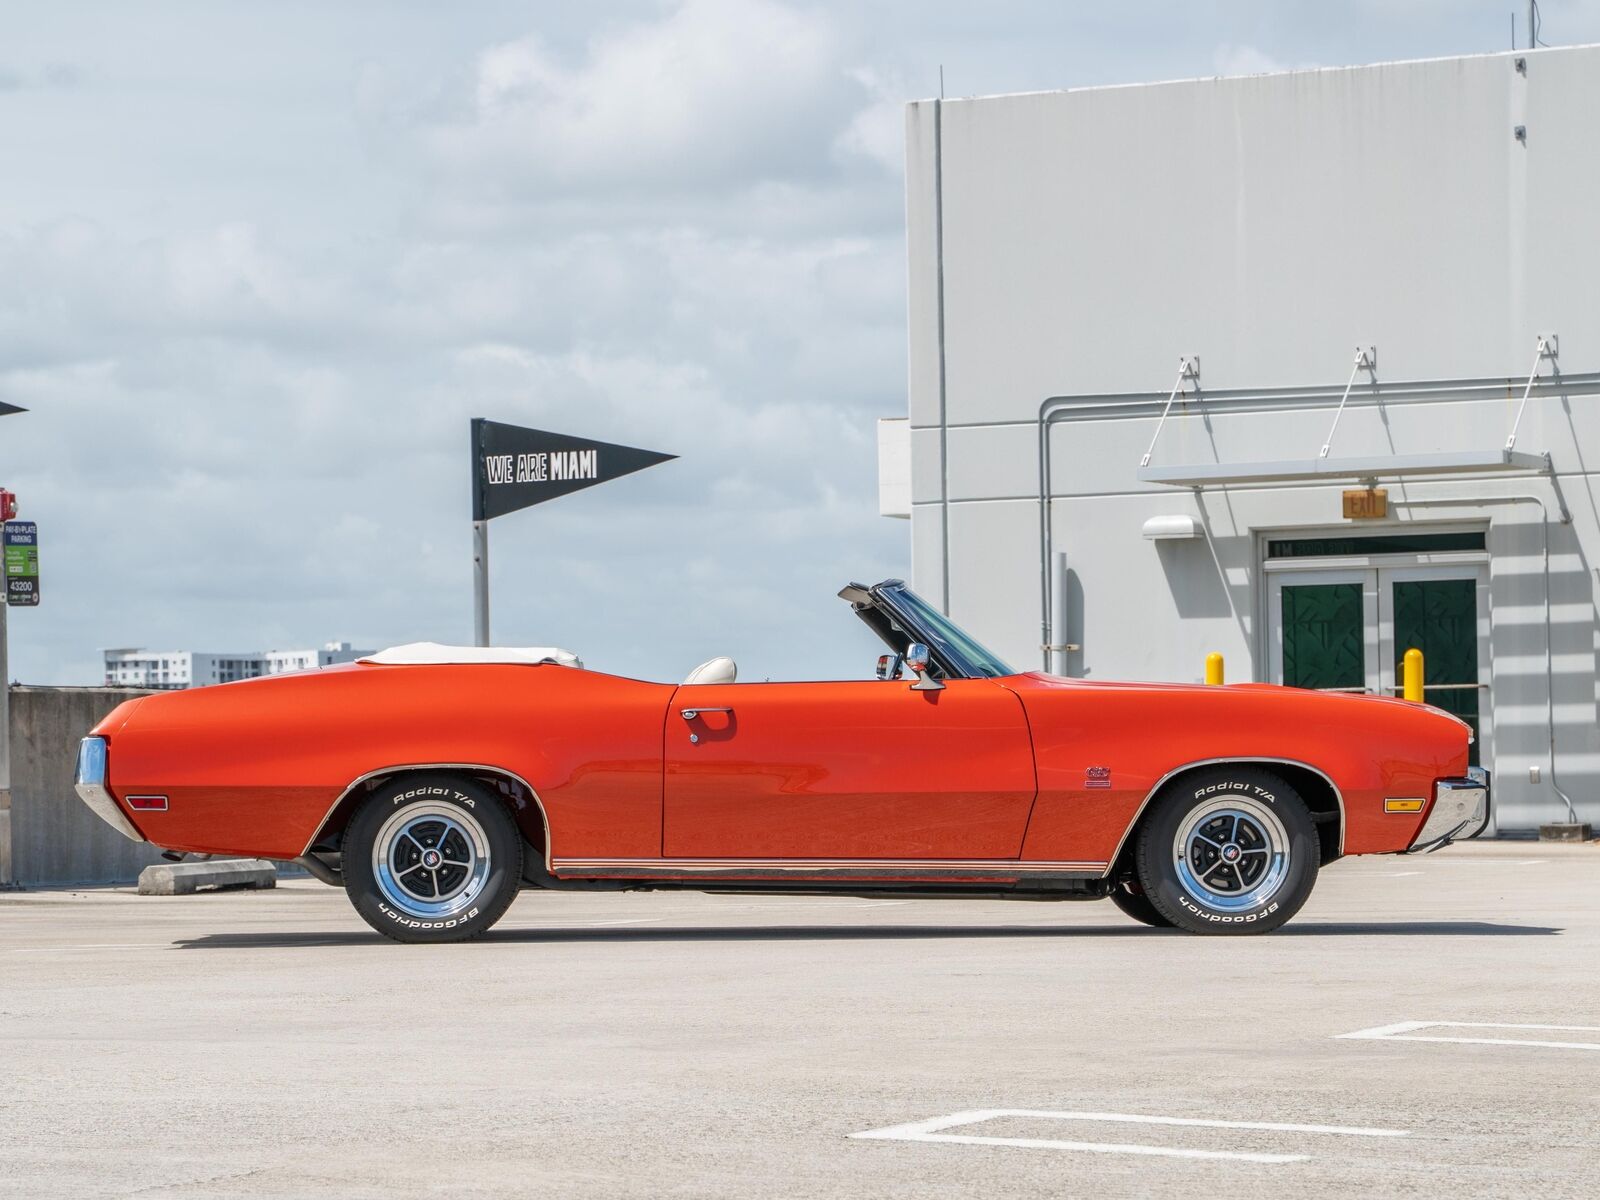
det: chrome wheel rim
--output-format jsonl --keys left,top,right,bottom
{"left": 372, "top": 802, "right": 491, "bottom": 920}
{"left": 1174, "top": 795, "right": 1290, "bottom": 912}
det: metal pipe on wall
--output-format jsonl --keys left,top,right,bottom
{"left": 1036, "top": 400, "right": 1072, "bottom": 671}
{"left": 1049, "top": 551, "right": 1070, "bottom": 675}
{"left": 932, "top": 98, "right": 951, "bottom": 613}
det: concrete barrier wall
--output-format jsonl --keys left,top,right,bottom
{"left": 3, "top": 686, "right": 169, "bottom": 886}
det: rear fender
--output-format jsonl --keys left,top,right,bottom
{"left": 304, "top": 763, "right": 551, "bottom": 871}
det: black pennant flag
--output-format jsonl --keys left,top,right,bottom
{"left": 471, "top": 418, "right": 676, "bottom": 521}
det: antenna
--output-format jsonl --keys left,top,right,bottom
{"left": 939, "top": 64, "right": 945, "bottom": 99}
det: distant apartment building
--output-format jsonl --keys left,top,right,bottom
{"left": 103, "top": 641, "right": 373, "bottom": 689}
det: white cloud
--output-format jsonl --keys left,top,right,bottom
{"left": 833, "top": 67, "right": 906, "bottom": 173}
{"left": 1212, "top": 43, "right": 1316, "bottom": 78}
{"left": 423, "top": 0, "right": 866, "bottom": 196}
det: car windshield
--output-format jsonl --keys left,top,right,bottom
{"left": 880, "top": 584, "right": 1016, "bottom": 679}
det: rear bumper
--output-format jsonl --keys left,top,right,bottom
{"left": 1406, "top": 774, "right": 1490, "bottom": 853}
{"left": 74, "top": 736, "right": 146, "bottom": 843}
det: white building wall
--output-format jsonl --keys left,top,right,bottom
{"left": 901, "top": 46, "right": 1600, "bottom": 830}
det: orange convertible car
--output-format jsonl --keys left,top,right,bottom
{"left": 75, "top": 579, "right": 1488, "bottom": 941}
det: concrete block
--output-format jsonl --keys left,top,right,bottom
{"left": 1538, "top": 823, "right": 1594, "bottom": 843}
{"left": 137, "top": 859, "right": 277, "bottom": 896}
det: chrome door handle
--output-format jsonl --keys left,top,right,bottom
{"left": 680, "top": 707, "right": 733, "bottom": 721}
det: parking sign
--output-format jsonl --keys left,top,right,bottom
{"left": 4, "top": 521, "right": 39, "bottom": 606}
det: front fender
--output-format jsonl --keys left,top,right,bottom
{"left": 1004, "top": 674, "right": 1468, "bottom": 867}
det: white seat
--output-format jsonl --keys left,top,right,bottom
{"left": 682, "top": 656, "right": 737, "bottom": 685}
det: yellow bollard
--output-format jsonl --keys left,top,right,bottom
{"left": 1205, "top": 652, "right": 1224, "bottom": 686}
{"left": 1403, "top": 647, "right": 1424, "bottom": 702}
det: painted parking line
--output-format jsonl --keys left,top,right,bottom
{"left": 1338, "top": 1021, "right": 1600, "bottom": 1051}
{"left": 1419, "top": 859, "right": 1548, "bottom": 866}
{"left": 850, "top": 1109, "right": 1408, "bottom": 1164}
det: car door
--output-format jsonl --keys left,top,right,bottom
{"left": 663, "top": 678, "right": 1037, "bottom": 860}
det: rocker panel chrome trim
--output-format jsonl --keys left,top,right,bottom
{"left": 1100, "top": 757, "right": 1347, "bottom": 876}
{"left": 552, "top": 857, "right": 1106, "bottom": 881}
{"left": 301, "top": 763, "right": 553, "bottom": 871}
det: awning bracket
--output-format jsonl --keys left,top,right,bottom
{"left": 1318, "top": 346, "right": 1377, "bottom": 458}
{"left": 1506, "top": 334, "right": 1558, "bottom": 451}
{"left": 1139, "top": 356, "right": 1200, "bottom": 468}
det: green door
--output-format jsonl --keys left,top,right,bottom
{"left": 1281, "top": 582, "right": 1365, "bottom": 691}
{"left": 1392, "top": 577, "right": 1480, "bottom": 765}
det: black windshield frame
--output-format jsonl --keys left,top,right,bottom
{"left": 853, "top": 581, "right": 1016, "bottom": 680}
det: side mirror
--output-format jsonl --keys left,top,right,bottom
{"left": 875, "top": 653, "right": 904, "bottom": 681}
{"left": 904, "top": 642, "right": 944, "bottom": 691}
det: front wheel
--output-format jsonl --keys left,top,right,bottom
{"left": 343, "top": 774, "right": 524, "bottom": 943}
{"left": 1134, "top": 766, "right": 1318, "bottom": 935}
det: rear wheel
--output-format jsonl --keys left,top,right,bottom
{"left": 1108, "top": 881, "right": 1176, "bottom": 928}
{"left": 343, "top": 774, "right": 523, "bottom": 943}
{"left": 1134, "top": 766, "right": 1318, "bottom": 935}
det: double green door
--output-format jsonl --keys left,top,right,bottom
{"left": 1270, "top": 566, "right": 1486, "bottom": 765}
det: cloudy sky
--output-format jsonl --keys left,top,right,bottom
{"left": 4, "top": 0, "right": 1597, "bottom": 685}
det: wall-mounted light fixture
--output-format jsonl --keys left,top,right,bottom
{"left": 1141, "top": 514, "right": 1203, "bottom": 540}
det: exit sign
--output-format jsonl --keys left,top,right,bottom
{"left": 1343, "top": 488, "right": 1388, "bottom": 520}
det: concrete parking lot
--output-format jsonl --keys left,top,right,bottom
{"left": 2, "top": 840, "right": 1596, "bottom": 1199}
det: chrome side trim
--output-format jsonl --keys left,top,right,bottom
{"left": 300, "top": 763, "right": 553, "bottom": 872}
{"left": 553, "top": 857, "right": 1106, "bottom": 881}
{"left": 1098, "top": 756, "right": 1347, "bottom": 877}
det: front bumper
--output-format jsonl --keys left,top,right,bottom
{"left": 1406, "top": 773, "right": 1490, "bottom": 853}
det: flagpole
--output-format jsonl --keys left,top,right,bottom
{"left": 469, "top": 417, "right": 490, "bottom": 647}
{"left": 472, "top": 519, "right": 490, "bottom": 647}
